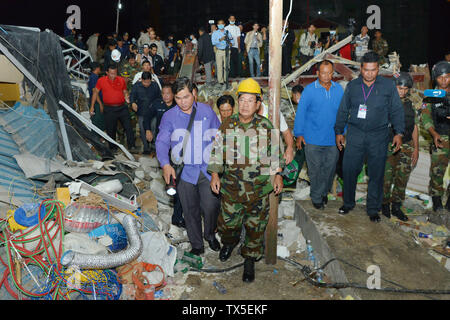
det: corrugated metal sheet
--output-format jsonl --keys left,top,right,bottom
{"left": 0, "top": 104, "right": 49, "bottom": 207}
{"left": 0, "top": 125, "right": 44, "bottom": 207}
{"left": 0, "top": 102, "right": 58, "bottom": 158}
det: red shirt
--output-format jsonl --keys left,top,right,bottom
{"left": 95, "top": 76, "right": 127, "bottom": 105}
{"left": 339, "top": 44, "right": 352, "bottom": 61}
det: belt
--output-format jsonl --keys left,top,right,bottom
{"left": 104, "top": 103, "right": 125, "bottom": 107}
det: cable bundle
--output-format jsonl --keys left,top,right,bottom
{"left": 0, "top": 199, "right": 122, "bottom": 300}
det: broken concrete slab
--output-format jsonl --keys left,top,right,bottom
{"left": 295, "top": 200, "right": 450, "bottom": 300}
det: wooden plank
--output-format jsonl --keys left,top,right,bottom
{"left": 265, "top": 0, "right": 283, "bottom": 265}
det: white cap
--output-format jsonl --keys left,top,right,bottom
{"left": 111, "top": 49, "right": 121, "bottom": 62}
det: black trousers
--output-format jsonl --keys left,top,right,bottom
{"left": 229, "top": 47, "right": 239, "bottom": 78}
{"left": 172, "top": 193, "right": 184, "bottom": 224}
{"left": 282, "top": 46, "right": 293, "bottom": 76}
{"left": 342, "top": 129, "right": 389, "bottom": 216}
{"left": 177, "top": 172, "right": 221, "bottom": 250}
{"left": 103, "top": 105, "right": 135, "bottom": 150}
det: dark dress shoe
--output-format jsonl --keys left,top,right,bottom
{"left": 369, "top": 214, "right": 381, "bottom": 223}
{"left": 338, "top": 206, "right": 353, "bottom": 215}
{"left": 172, "top": 220, "right": 186, "bottom": 229}
{"left": 242, "top": 258, "right": 255, "bottom": 283}
{"left": 208, "top": 238, "right": 221, "bottom": 252}
{"left": 189, "top": 247, "right": 204, "bottom": 256}
{"left": 219, "top": 245, "right": 236, "bottom": 262}
{"left": 313, "top": 202, "right": 324, "bottom": 210}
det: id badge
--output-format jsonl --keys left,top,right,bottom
{"left": 357, "top": 104, "right": 367, "bottom": 119}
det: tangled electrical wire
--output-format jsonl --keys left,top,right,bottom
{"left": 0, "top": 199, "right": 122, "bottom": 300}
{"left": 188, "top": 256, "right": 450, "bottom": 298}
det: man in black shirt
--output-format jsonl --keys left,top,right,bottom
{"left": 130, "top": 71, "right": 162, "bottom": 154}
{"left": 334, "top": 52, "right": 405, "bottom": 222}
{"left": 149, "top": 43, "right": 165, "bottom": 76}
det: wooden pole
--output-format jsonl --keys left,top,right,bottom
{"left": 265, "top": 0, "right": 283, "bottom": 265}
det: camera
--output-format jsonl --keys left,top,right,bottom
{"left": 310, "top": 41, "right": 316, "bottom": 49}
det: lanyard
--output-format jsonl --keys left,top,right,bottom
{"left": 362, "top": 83, "right": 375, "bottom": 105}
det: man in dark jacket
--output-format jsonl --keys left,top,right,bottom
{"left": 130, "top": 71, "right": 161, "bottom": 154}
{"left": 149, "top": 43, "right": 165, "bottom": 76}
{"left": 282, "top": 20, "right": 296, "bottom": 76}
{"left": 197, "top": 27, "right": 215, "bottom": 84}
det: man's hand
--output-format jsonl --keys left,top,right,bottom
{"left": 89, "top": 107, "right": 95, "bottom": 117}
{"left": 162, "top": 164, "right": 176, "bottom": 185}
{"left": 433, "top": 133, "right": 444, "bottom": 149}
{"left": 273, "top": 175, "right": 284, "bottom": 196}
{"left": 283, "top": 146, "right": 294, "bottom": 165}
{"left": 125, "top": 93, "right": 130, "bottom": 104}
{"left": 296, "top": 136, "right": 306, "bottom": 150}
{"left": 336, "top": 135, "right": 346, "bottom": 151}
{"left": 131, "top": 103, "right": 138, "bottom": 113}
{"left": 392, "top": 135, "right": 403, "bottom": 153}
{"left": 210, "top": 173, "right": 221, "bottom": 195}
{"left": 411, "top": 149, "right": 419, "bottom": 168}
{"left": 146, "top": 130, "right": 153, "bottom": 143}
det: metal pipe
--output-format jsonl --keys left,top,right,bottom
{"left": 61, "top": 215, "right": 143, "bottom": 270}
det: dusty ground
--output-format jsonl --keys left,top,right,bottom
{"left": 298, "top": 200, "right": 450, "bottom": 301}
{"left": 180, "top": 249, "right": 339, "bottom": 301}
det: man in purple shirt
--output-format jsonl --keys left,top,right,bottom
{"left": 156, "top": 77, "right": 221, "bottom": 256}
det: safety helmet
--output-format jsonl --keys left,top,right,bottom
{"left": 111, "top": 49, "right": 122, "bottom": 62}
{"left": 236, "top": 78, "right": 263, "bottom": 97}
{"left": 431, "top": 61, "right": 450, "bottom": 80}
{"left": 393, "top": 72, "right": 413, "bottom": 88}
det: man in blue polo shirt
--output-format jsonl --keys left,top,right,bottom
{"left": 294, "top": 60, "right": 344, "bottom": 209}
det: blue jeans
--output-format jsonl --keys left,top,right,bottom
{"left": 248, "top": 48, "right": 261, "bottom": 77}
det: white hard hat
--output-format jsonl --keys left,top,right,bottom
{"left": 111, "top": 49, "right": 121, "bottom": 62}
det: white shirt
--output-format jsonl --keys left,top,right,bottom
{"left": 299, "top": 32, "right": 318, "bottom": 56}
{"left": 261, "top": 103, "right": 289, "bottom": 133}
{"left": 225, "top": 24, "right": 241, "bottom": 49}
{"left": 355, "top": 34, "right": 370, "bottom": 57}
{"left": 132, "top": 72, "right": 162, "bottom": 91}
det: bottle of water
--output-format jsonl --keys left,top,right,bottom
{"left": 306, "top": 240, "right": 315, "bottom": 267}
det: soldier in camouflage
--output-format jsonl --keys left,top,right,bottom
{"left": 208, "top": 78, "right": 284, "bottom": 283}
{"left": 421, "top": 61, "right": 450, "bottom": 213}
{"left": 120, "top": 53, "right": 140, "bottom": 92}
{"left": 119, "top": 53, "right": 140, "bottom": 147}
{"left": 372, "top": 30, "right": 389, "bottom": 65}
{"left": 382, "top": 72, "right": 419, "bottom": 221}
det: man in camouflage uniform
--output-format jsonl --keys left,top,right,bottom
{"left": 119, "top": 53, "right": 140, "bottom": 148}
{"left": 372, "top": 30, "right": 389, "bottom": 65}
{"left": 382, "top": 72, "right": 419, "bottom": 221}
{"left": 421, "top": 61, "right": 450, "bottom": 214}
{"left": 208, "top": 78, "right": 284, "bottom": 283}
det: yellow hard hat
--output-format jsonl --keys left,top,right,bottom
{"left": 236, "top": 78, "right": 262, "bottom": 96}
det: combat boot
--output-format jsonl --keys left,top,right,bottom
{"left": 432, "top": 196, "right": 444, "bottom": 213}
{"left": 391, "top": 202, "right": 409, "bottom": 221}
{"left": 242, "top": 258, "right": 255, "bottom": 283}
{"left": 381, "top": 203, "right": 391, "bottom": 218}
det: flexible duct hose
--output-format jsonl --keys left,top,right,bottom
{"left": 61, "top": 216, "right": 143, "bottom": 270}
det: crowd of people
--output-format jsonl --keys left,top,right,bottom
{"left": 65, "top": 17, "right": 450, "bottom": 284}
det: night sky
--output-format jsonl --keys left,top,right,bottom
{"left": 0, "top": 0, "right": 449, "bottom": 67}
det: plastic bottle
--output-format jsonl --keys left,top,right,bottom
{"left": 418, "top": 232, "right": 433, "bottom": 239}
{"left": 306, "top": 240, "right": 315, "bottom": 266}
{"left": 213, "top": 281, "right": 227, "bottom": 294}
